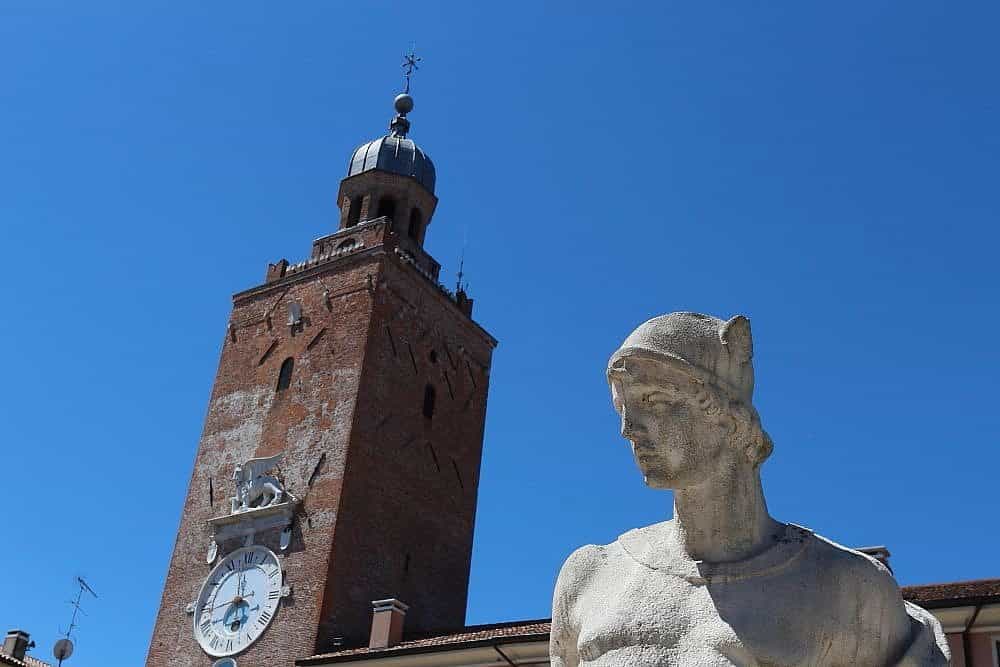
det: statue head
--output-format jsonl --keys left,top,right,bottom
{"left": 607, "top": 312, "right": 772, "bottom": 489}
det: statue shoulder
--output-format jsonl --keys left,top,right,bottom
{"left": 554, "top": 522, "right": 675, "bottom": 605}
{"left": 552, "top": 537, "right": 631, "bottom": 619}
{"left": 615, "top": 520, "right": 690, "bottom": 571}
{"left": 800, "top": 529, "right": 926, "bottom": 662}
{"left": 790, "top": 532, "right": 949, "bottom": 663}
{"left": 550, "top": 544, "right": 598, "bottom": 667}
{"left": 803, "top": 530, "right": 900, "bottom": 593}
{"left": 554, "top": 542, "right": 613, "bottom": 596}
{"left": 551, "top": 542, "right": 612, "bottom": 664}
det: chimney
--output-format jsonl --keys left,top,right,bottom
{"left": 858, "top": 546, "right": 892, "bottom": 573}
{"left": 368, "top": 599, "right": 408, "bottom": 649}
{"left": 2, "top": 630, "right": 30, "bottom": 661}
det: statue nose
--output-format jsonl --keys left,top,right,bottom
{"left": 620, "top": 409, "right": 640, "bottom": 440}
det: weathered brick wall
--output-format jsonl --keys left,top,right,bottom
{"left": 316, "top": 256, "right": 495, "bottom": 649}
{"left": 147, "top": 253, "right": 380, "bottom": 666}
{"left": 147, "top": 225, "right": 494, "bottom": 665}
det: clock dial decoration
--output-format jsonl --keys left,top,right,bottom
{"left": 193, "top": 546, "right": 283, "bottom": 657}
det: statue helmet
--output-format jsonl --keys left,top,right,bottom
{"left": 608, "top": 312, "right": 755, "bottom": 406}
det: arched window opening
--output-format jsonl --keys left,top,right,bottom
{"left": 346, "top": 196, "right": 362, "bottom": 227}
{"left": 422, "top": 384, "right": 436, "bottom": 420}
{"left": 376, "top": 197, "right": 396, "bottom": 222}
{"left": 276, "top": 357, "right": 294, "bottom": 392}
{"left": 407, "top": 208, "right": 422, "bottom": 241}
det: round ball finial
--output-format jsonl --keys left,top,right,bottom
{"left": 394, "top": 93, "right": 414, "bottom": 115}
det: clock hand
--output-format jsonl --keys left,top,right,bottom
{"left": 207, "top": 591, "right": 255, "bottom": 612}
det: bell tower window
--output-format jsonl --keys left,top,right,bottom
{"left": 407, "top": 208, "right": 423, "bottom": 241}
{"left": 346, "top": 196, "right": 362, "bottom": 227}
{"left": 376, "top": 197, "right": 396, "bottom": 222}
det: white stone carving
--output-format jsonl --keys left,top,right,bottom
{"left": 550, "top": 312, "right": 950, "bottom": 666}
{"left": 206, "top": 539, "right": 218, "bottom": 564}
{"left": 231, "top": 454, "right": 285, "bottom": 514}
{"left": 205, "top": 453, "right": 297, "bottom": 547}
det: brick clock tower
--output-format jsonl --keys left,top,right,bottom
{"left": 146, "top": 85, "right": 496, "bottom": 666}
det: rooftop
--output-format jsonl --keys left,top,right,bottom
{"left": 298, "top": 579, "right": 1000, "bottom": 664}
{"left": 901, "top": 577, "right": 1000, "bottom": 609}
{"left": 298, "top": 619, "right": 550, "bottom": 664}
{"left": 0, "top": 653, "right": 52, "bottom": 667}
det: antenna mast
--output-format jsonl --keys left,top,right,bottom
{"left": 456, "top": 228, "right": 468, "bottom": 294}
{"left": 53, "top": 577, "right": 97, "bottom": 666}
{"left": 456, "top": 253, "right": 466, "bottom": 294}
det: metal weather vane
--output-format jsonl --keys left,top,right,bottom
{"left": 402, "top": 48, "right": 421, "bottom": 94}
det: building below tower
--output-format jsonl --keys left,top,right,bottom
{"left": 295, "top": 577, "right": 1000, "bottom": 667}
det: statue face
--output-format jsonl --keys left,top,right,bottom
{"left": 610, "top": 359, "right": 730, "bottom": 490}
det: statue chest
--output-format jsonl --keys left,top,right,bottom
{"left": 574, "top": 563, "right": 822, "bottom": 667}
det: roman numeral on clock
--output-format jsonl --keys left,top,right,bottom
{"left": 258, "top": 609, "right": 272, "bottom": 626}
{"left": 268, "top": 589, "right": 280, "bottom": 600}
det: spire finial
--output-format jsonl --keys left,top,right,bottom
{"left": 402, "top": 47, "right": 421, "bottom": 95}
{"left": 390, "top": 47, "right": 420, "bottom": 138}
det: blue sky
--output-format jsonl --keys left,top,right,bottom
{"left": 2, "top": 1, "right": 998, "bottom": 665}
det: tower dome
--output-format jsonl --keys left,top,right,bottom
{"left": 347, "top": 93, "right": 436, "bottom": 194}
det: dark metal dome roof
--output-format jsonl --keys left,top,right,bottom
{"left": 347, "top": 135, "right": 436, "bottom": 194}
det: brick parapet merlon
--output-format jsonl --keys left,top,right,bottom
{"left": 232, "top": 218, "right": 494, "bottom": 347}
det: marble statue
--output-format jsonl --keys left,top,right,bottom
{"left": 550, "top": 312, "right": 949, "bottom": 666}
{"left": 230, "top": 453, "right": 286, "bottom": 514}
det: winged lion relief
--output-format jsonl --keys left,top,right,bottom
{"left": 230, "top": 453, "right": 289, "bottom": 515}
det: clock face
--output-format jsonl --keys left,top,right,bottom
{"left": 193, "top": 546, "right": 283, "bottom": 657}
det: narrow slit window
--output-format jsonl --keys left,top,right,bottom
{"left": 277, "top": 357, "right": 294, "bottom": 391}
{"left": 423, "top": 384, "right": 436, "bottom": 420}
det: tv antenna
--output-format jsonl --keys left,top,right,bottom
{"left": 53, "top": 577, "right": 98, "bottom": 666}
{"left": 455, "top": 251, "right": 466, "bottom": 294}
{"left": 455, "top": 230, "right": 468, "bottom": 294}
